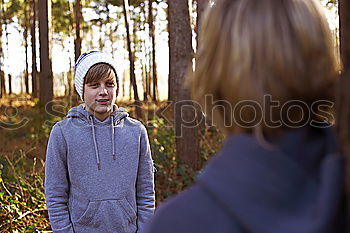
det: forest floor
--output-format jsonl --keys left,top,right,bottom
{"left": 0, "top": 95, "right": 224, "bottom": 232}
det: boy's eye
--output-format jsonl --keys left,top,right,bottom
{"left": 88, "top": 83, "right": 98, "bottom": 87}
{"left": 106, "top": 82, "right": 115, "bottom": 87}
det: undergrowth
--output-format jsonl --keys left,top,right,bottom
{"left": 0, "top": 97, "right": 223, "bottom": 232}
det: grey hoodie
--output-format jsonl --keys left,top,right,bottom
{"left": 45, "top": 104, "right": 155, "bottom": 233}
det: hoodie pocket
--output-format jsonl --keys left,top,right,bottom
{"left": 73, "top": 198, "right": 137, "bottom": 233}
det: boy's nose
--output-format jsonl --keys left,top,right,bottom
{"left": 99, "top": 87, "right": 108, "bottom": 96}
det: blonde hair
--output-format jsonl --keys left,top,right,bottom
{"left": 85, "top": 63, "right": 118, "bottom": 85}
{"left": 189, "top": 0, "right": 340, "bottom": 136}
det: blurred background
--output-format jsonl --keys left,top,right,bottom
{"left": 0, "top": 0, "right": 338, "bottom": 100}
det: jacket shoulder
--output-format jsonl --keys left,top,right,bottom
{"left": 124, "top": 116, "right": 145, "bottom": 129}
{"left": 144, "top": 184, "right": 240, "bottom": 233}
{"left": 56, "top": 117, "right": 71, "bottom": 125}
{"left": 53, "top": 115, "right": 89, "bottom": 129}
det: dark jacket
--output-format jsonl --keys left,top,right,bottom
{"left": 142, "top": 127, "right": 345, "bottom": 233}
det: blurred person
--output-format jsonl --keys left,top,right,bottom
{"left": 45, "top": 51, "right": 155, "bottom": 233}
{"left": 142, "top": 0, "right": 344, "bottom": 232}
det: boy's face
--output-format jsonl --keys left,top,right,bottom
{"left": 83, "top": 73, "right": 118, "bottom": 121}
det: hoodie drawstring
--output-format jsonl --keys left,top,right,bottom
{"left": 89, "top": 115, "right": 101, "bottom": 170}
{"left": 88, "top": 113, "right": 124, "bottom": 170}
{"left": 68, "top": 105, "right": 128, "bottom": 170}
{"left": 111, "top": 115, "right": 116, "bottom": 160}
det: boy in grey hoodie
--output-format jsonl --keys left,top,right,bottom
{"left": 45, "top": 51, "right": 155, "bottom": 233}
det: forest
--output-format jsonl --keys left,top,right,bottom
{"left": 0, "top": 0, "right": 349, "bottom": 232}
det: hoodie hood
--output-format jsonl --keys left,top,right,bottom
{"left": 66, "top": 104, "right": 129, "bottom": 169}
{"left": 66, "top": 103, "right": 129, "bottom": 123}
{"left": 197, "top": 127, "right": 344, "bottom": 233}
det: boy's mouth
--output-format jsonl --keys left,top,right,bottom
{"left": 96, "top": 99, "right": 109, "bottom": 104}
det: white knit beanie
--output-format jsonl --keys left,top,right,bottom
{"left": 74, "top": 51, "right": 117, "bottom": 100}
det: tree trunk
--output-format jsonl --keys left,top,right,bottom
{"left": 0, "top": 72, "right": 4, "bottom": 98}
{"left": 149, "top": 0, "right": 158, "bottom": 102}
{"left": 0, "top": 0, "right": 4, "bottom": 98}
{"left": 24, "top": 0, "right": 30, "bottom": 94}
{"left": 31, "top": 0, "right": 38, "bottom": 98}
{"left": 4, "top": 23, "right": 9, "bottom": 95}
{"left": 339, "top": 0, "right": 350, "bottom": 69}
{"left": 38, "top": 0, "right": 53, "bottom": 105}
{"left": 337, "top": 0, "right": 350, "bottom": 230}
{"left": 123, "top": 0, "right": 142, "bottom": 119}
{"left": 142, "top": 63, "right": 147, "bottom": 101}
{"left": 146, "top": 62, "right": 151, "bottom": 101}
{"left": 8, "top": 74, "right": 12, "bottom": 95}
{"left": 132, "top": 10, "right": 143, "bottom": 100}
{"left": 143, "top": 3, "right": 151, "bottom": 101}
{"left": 75, "top": 0, "right": 82, "bottom": 62}
{"left": 99, "top": 18, "right": 103, "bottom": 50}
{"left": 168, "top": 0, "right": 200, "bottom": 170}
{"left": 68, "top": 0, "right": 75, "bottom": 96}
{"left": 167, "top": 3, "right": 173, "bottom": 102}
{"left": 140, "top": 2, "right": 149, "bottom": 101}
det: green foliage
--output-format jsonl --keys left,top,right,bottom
{"left": 4, "top": 105, "right": 56, "bottom": 144}
{"left": 321, "top": 0, "right": 338, "bottom": 11}
{"left": 51, "top": 0, "right": 74, "bottom": 37}
{"left": 0, "top": 103, "right": 59, "bottom": 231}
{"left": 326, "top": 0, "right": 337, "bottom": 5}
{"left": 2, "top": 0, "right": 23, "bottom": 23}
{"left": 0, "top": 153, "right": 50, "bottom": 231}
{"left": 147, "top": 118, "right": 224, "bottom": 203}
{"left": 199, "top": 126, "right": 224, "bottom": 165}
{"left": 147, "top": 117, "right": 197, "bottom": 202}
